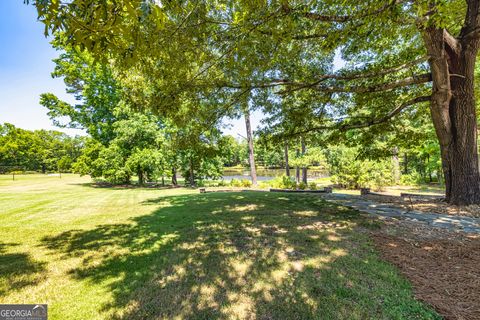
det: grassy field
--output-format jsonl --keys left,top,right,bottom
{"left": 0, "top": 174, "right": 440, "bottom": 319}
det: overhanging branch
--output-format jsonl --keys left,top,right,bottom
{"left": 286, "top": 0, "right": 406, "bottom": 23}
{"left": 284, "top": 95, "right": 431, "bottom": 136}
{"left": 208, "top": 57, "right": 429, "bottom": 92}
{"left": 278, "top": 73, "right": 432, "bottom": 94}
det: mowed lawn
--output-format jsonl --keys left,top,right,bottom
{"left": 0, "top": 174, "right": 440, "bottom": 319}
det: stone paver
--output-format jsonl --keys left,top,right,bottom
{"left": 320, "top": 193, "right": 480, "bottom": 234}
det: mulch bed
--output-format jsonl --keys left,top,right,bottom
{"left": 364, "top": 194, "right": 480, "bottom": 218}
{"left": 371, "top": 221, "right": 480, "bottom": 320}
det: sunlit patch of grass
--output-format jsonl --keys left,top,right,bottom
{"left": 0, "top": 175, "right": 440, "bottom": 319}
{"left": 293, "top": 210, "right": 318, "bottom": 217}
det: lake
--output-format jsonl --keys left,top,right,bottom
{"left": 222, "top": 168, "right": 329, "bottom": 181}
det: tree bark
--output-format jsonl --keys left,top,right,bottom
{"left": 244, "top": 105, "right": 258, "bottom": 186}
{"left": 189, "top": 159, "right": 195, "bottom": 187}
{"left": 295, "top": 147, "right": 300, "bottom": 184}
{"left": 422, "top": 21, "right": 480, "bottom": 205}
{"left": 301, "top": 137, "right": 307, "bottom": 184}
{"left": 284, "top": 142, "right": 290, "bottom": 177}
{"left": 403, "top": 153, "right": 408, "bottom": 175}
{"left": 172, "top": 167, "right": 178, "bottom": 186}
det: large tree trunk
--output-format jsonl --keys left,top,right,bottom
{"left": 301, "top": 137, "right": 307, "bottom": 184}
{"left": 423, "top": 23, "right": 480, "bottom": 205}
{"left": 244, "top": 106, "right": 258, "bottom": 186}
{"left": 284, "top": 142, "right": 290, "bottom": 177}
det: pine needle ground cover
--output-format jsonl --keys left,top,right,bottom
{"left": 0, "top": 174, "right": 439, "bottom": 319}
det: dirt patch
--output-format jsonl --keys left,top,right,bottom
{"left": 365, "top": 194, "right": 480, "bottom": 218}
{"left": 371, "top": 220, "right": 480, "bottom": 320}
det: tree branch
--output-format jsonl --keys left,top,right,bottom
{"left": 460, "top": 0, "right": 480, "bottom": 39}
{"left": 257, "top": 29, "right": 327, "bottom": 40}
{"left": 443, "top": 29, "right": 461, "bottom": 54}
{"left": 284, "top": 95, "right": 431, "bottom": 136}
{"left": 278, "top": 73, "right": 432, "bottom": 94}
{"left": 286, "top": 0, "right": 406, "bottom": 23}
{"left": 210, "top": 58, "right": 429, "bottom": 93}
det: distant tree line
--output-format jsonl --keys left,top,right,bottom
{"left": 0, "top": 123, "right": 85, "bottom": 173}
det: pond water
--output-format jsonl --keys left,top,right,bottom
{"left": 222, "top": 168, "right": 329, "bottom": 181}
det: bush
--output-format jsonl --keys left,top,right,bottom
{"left": 241, "top": 179, "right": 252, "bottom": 188}
{"left": 268, "top": 175, "right": 297, "bottom": 189}
{"left": 309, "top": 182, "right": 318, "bottom": 190}
{"left": 217, "top": 180, "right": 228, "bottom": 187}
{"left": 298, "top": 182, "right": 308, "bottom": 190}
{"left": 400, "top": 171, "right": 422, "bottom": 186}
{"left": 327, "top": 146, "right": 394, "bottom": 191}
{"left": 229, "top": 178, "right": 243, "bottom": 187}
{"left": 258, "top": 181, "right": 270, "bottom": 189}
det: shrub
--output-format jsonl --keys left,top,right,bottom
{"left": 309, "top": 182, "right": 318, "bottom": 190}
{"left": 241, "top": 179, "right": 252, "bottom": 188}
{"left": 269, "top": 175, "right": 297, "bottom": 189}
{"left": 229, "top": 178, "right": 243, "bottom": 187}
{"left": 327, "top": 146, "right": 394, "bottom": 191}
{"left": 258, "top": 181, "right": 271, "bottom": 189}
{"left": 298, "top": 182, "right": 308, "bottom": 190}
{"left": 400, "top": 171, "right": 422, "bottom": 186}
{"left": 217, "top": 180, "right": 228, "bottom": 187}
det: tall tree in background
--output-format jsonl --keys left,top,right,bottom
{"left": 40, "top": 38, "right": 122, "bottom": 145}
{"left": 284, "top": 143, "right": 290, "bottom": 177}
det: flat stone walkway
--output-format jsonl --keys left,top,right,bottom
{"left": 320, "top": 193, "right": 480, "bottom": 234}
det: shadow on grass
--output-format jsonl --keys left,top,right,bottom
{"left": 40, "top": 192, "right": 439, "bottom": 319}
{"left": 0, "top": 242, "right": 46, "bottom": 296}
{"left": 69, "top": 182, "right": 185, "bottom": 190}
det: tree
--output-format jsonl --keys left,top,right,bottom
{"left": 126, "top": 148, "right": 164, "bottom": 185}
{"left": 30, "top": 0, "right": 480, "bottom": 204}
{"left": 40, "top": 40, "right": 122, "bottom": 145}
{"left": 0, "top": 123, "right": 85, "bottom": 173}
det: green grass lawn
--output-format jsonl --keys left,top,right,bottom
{"left": 0, "top": 174, "right": 440, "bottom": 319}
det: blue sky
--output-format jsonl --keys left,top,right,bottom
{"left": 0, "top": 0, "right": 261, "bottom": 137}
{"left": 0, "top": 0, "right": 83, "bottom": 135}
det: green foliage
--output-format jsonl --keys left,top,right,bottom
{"left": 125, "top": 148, "right": 164, "bottom": 184}
{"left": 229, "top": 179, "right": 242, "bottom": 187}
{"left": 221, "top": 136, "right": 245, "bottom": 167}
{"left": 228, "top": 178, "right": 252, "bottom": 188}
{"left": 400, "top": 172, "right": 423, "bottom": 186}
{"left": 57, "top": 155, "right": 73, "bottom": 172}
{"left": 0, "top": 123, "right": 85, "bottom": 173}
{"left": 309, "top": 182, "right": 318, "bottom": 190}
{"left": 93, "top": 144, "right": 131, "bottom": 184}
{"left": 268, "top": 175, "right": 297, "bottom": 190}
{"left": 31, "top": 0, "right": 457, "bottom": 193}
{"left": 297, "top": 182, "right": 308, "bottom": 190}
{"left": 326, "top": 146, "right": 394, "bottom": 191}
{"left": 39, "top": 46, "right": 121, "bottom": 145}
{"left": 241, "top": 179, "right": 252, "bottom": 188}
